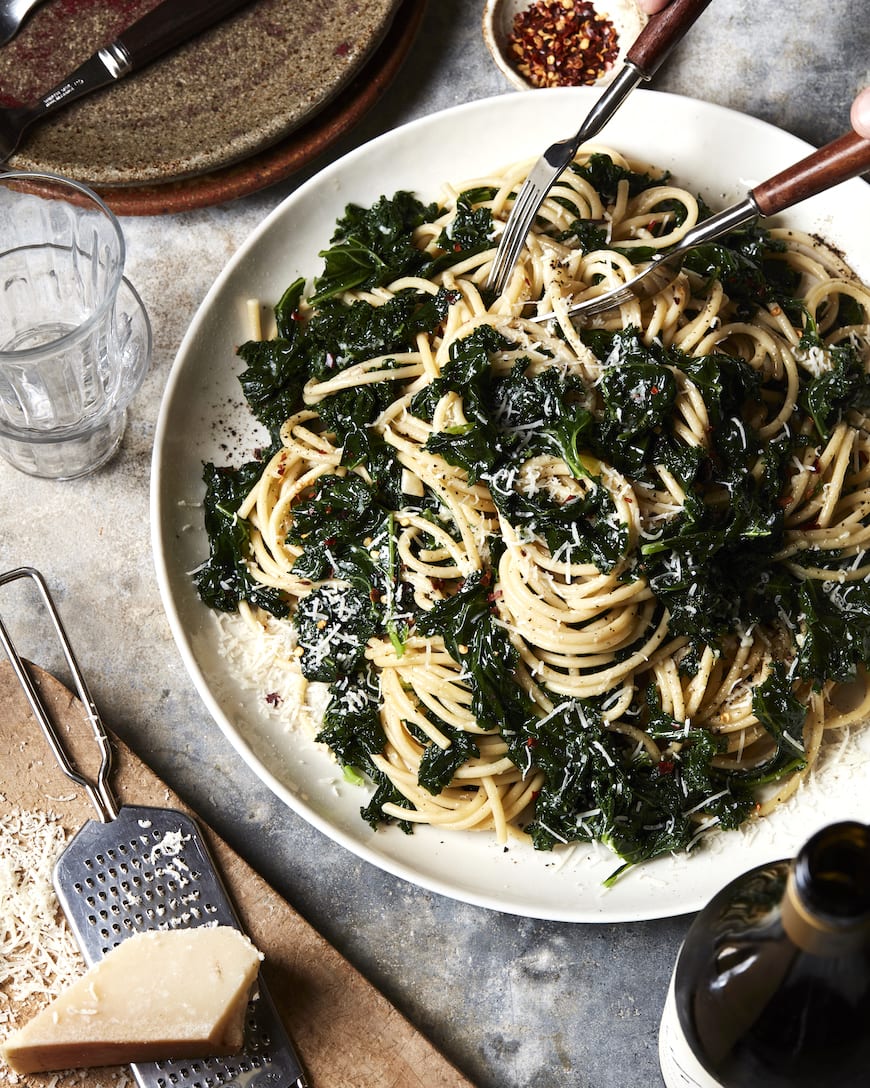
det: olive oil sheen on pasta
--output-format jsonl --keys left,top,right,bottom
{"left": 659, "top": 822, "right": 870, "bottom": 1087}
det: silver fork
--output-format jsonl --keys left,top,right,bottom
{"left": 485, "top": 0, "right": 714, "bottom": 297}
{"left": 538, "top": 128, "right": 870, "bottom": 323}
{"left": 0, "top": 0, "right": 252, "bottom": 164}
{"left": 0, "top": 0, "right": 45, "bottom": 46}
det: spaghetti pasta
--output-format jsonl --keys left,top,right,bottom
{"left": 197, "top": 146, "right": 870, "bottom": 876}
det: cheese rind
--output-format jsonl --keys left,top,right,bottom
{"left": 0, "top": 925, "right": 263, "bottom": 1074}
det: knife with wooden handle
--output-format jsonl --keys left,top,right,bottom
{"left": 0, "top": 0, "right": 253, "bottom": 162}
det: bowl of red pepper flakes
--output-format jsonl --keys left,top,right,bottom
{"left": 482, "top": 0, "right": 647, "bottom": 90}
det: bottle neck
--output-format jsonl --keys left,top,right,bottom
{"left": 781, "top": 821, "right": 870, "bottom": 956}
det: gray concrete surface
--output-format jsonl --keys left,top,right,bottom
{"left": 1, "top": 2, "right": 867, "bottom": 1086}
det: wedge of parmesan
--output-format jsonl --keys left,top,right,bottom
{"left": 1, "top": 926, "right": 262, "bottom": 1074}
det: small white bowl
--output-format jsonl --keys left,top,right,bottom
{"left": 482, "top": 0, "right": 648, "bottom": 91}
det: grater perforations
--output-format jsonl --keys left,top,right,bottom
{"left": 56, "top": 807, "right": 231, "bottom": 958}
{"left": 152, "top": 1001, "right": 277, "bottom": 1088}
{"left": 53, "top": 811, "right": 308, "bottom": 1088}
{"left": 0, "top": 566, "right": 307, "bottom": 1088}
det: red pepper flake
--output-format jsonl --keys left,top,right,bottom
{"left": 265, "top": 691, "right": 282, "bottom": 707}
{"left": 507, "top": 0, "right": 619, "bottom": 88}
{"left": 656, "top": 759, "right": 675, "bottom": 775}
{"left": 334, "top": 41, "right": 351, "bottom": 57}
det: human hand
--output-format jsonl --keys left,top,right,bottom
{"left": 851, "top": 87, "right": 870, "bottom": 139}
{"left": 636, "top": 0, "right": 870, "bottom": 140}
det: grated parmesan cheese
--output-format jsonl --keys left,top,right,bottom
{"left": 793, "top": 342, "right": 834, "bottom": 377}
{"left": 0, "top": 808, "right": 148, "bottom": 1088}
{"left": 1, "top": 810, "right": 85, "bottom": 1085}
{"left": 0, "top": 809, "right": 83, "bottom": 1030}
{"left": 213, "top": 610, "right": 323, "bottom": 736}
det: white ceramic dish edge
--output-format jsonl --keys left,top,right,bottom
{"left": 151, "top": 87, "right": 870, "bottom": 923}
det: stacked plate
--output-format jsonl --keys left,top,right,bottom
{"left": 0, "top": 0, "right": 423, "bottom": 212}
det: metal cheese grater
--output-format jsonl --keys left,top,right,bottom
{"left": 0, "top": 567, "right": 308, "bottom": 1088}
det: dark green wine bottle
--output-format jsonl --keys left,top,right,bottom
{"left": 659, "top": 821, "right": 870, "bottom": 1087}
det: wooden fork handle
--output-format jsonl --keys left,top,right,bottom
{"left": 752, "top": 131, "right": 870, "bottom": 217}
{"left": 626, "top": 0, "right": 714, "bottom": 77}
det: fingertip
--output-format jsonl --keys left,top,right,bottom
{"left": 850, "top": 88, "right": 870, "bottom": 140}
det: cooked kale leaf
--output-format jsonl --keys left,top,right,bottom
{"left": 744, "top": 662, "right": 808, "bottom": 783}
{"left": 515, "top": 698, "right": 753, "bottom": 878}
{"left": 419, "top": 724, "right": 480, "bottom": 795}
{"left": 570, "top": 153, "right": 665, "bottom": 204}
{"left": 194, "top": 179, "right": 868, "bottom": 878}
{"left": 310, "top": 192, "right": 439, "bottom": 304}
{"left": 195, "top": 462, "right": 289, "bottom": 617}
{"left": 797, "top": 577, "right": 870, "bottom": 686}
{"left": 294, "top": 584, "right": 377, "bottom": 683}
{"left": 317, "top": 669, "right": 384, "bottom": 765}
{"left": 236, "top": 277, "right": 308, "bottom": 440}
{"left": 798, "top": 337, "right": 870, "bottom": 440}
{"left": 417, "top": 570, "right": 532, "bottom": 736}
{"left": 286, "top": 472, "right": 385, "bottom": 585}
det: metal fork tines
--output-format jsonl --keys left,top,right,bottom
{"left": 542, "top": 124, "right": 870, "bottom": 324}
{"left": 486, "top": 64, "right": 643, "bottom": 297}
{"left": 547, "top": 198, "right": 758, "bottom": 321}
{"left": 549, "top": 253, "right": 688, "bottom": 321}
{"left": 485, "top": 0, "right": 715, "bottom": 297}
{"left": 0, "top": 48, "right": 131, "bottom": 163}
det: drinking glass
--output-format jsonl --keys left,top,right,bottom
{"left": 0, "top": 171, "right": 151, "bottom": 479}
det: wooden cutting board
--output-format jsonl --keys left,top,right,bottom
{"left": 0, "top": 661, "right": 474, "bottom": 1088}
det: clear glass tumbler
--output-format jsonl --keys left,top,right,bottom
{"left": 0, "top": 172, "right": 151, "bottom": 479}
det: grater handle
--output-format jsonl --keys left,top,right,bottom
{"left": 0, "top": 566, "right": 118, "bottom": 821}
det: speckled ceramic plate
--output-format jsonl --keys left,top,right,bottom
{"left": 82, "top": 0, "right": 426, "bottom": 216}
{"left": 0, "top": 0, "right": 403, "bottom": 187}
{"left": 152, "top": 89, "right": 870, "bottom": 922}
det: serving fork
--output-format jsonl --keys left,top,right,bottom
{"left": 486, "top": 0, "right": 714, "bottom": 298}
{"left": 535, "top": 127, "right": 870, "bottom": 323}
{"left": 0, "top": 0, "right": 252, "bottom": 164}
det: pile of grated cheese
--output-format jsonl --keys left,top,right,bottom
{"left": 213, "top": 608, "right": 329, "bottom": 737}
{"left": 0, "top": 807, "right": 84, "bottom": 1083}
{"left": 0, "top": 807, "right": 134, "bottom": 1086}
{"left": 0, "top": 808, "right": 83, "bottom": 1011}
